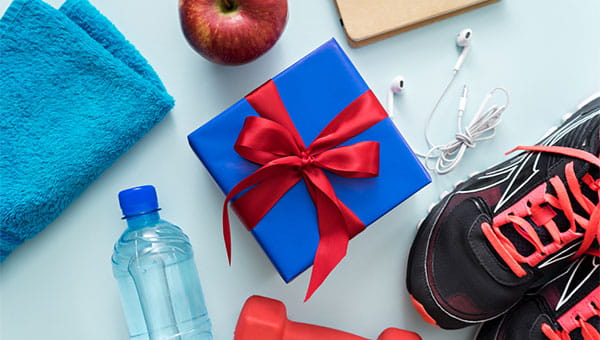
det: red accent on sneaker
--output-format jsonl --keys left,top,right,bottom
{"left": 481, "top": 145, "right": 600, "bottom": 277}
{"left": 541, "top": 286, "right": 600, "bottom": 339}
{"left": 410, "top": 294, "right": 439, "bottom": 327}
{"left": 531, "top": 204, "right": 558, "bottom": 226}
{"left": 557, "top": 286, "right": 600, "bottom": 333}
{"left": 493, "top": 183, "right": 549, "bottom": 227}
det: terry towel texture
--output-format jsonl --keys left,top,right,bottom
{"left": 0, "top": 0, "right": 174, "bottom": 261}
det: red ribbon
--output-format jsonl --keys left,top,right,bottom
{"left": 223, "top": 80, "right": 388, "bottom": 300}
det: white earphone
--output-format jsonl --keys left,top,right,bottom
{"left": 387, "top": 76, "right": 405, "bottom": 118}
{"left": 454, "top": 28, "right": 473, "bottom": 71}
{"left": 387, "top": 28, "right": 509, "bottom": 175}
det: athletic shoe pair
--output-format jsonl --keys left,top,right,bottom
{"left": 406, "top": 96, "right": 600, "bottom": 339}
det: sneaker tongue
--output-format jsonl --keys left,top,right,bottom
{"left": 530, "top": 204, "right": 557, "bottom": 225}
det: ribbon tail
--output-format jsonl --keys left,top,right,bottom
{"left": 305, "top": 220, "right": 349, "bottom": 301}
{"left": 222, "top": 160, "right": 299, "bottom": 265}
{"left": 303, "top": 168, "right": 364, "bottom": 301}
{"left": 222, "top": 199, "right": 233, "bottom": 265}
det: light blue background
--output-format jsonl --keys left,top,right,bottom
{"left": 1, "top": 0, "right": 599, "bottom": 339}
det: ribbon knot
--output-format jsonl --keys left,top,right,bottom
{"left": 300, "top": 151, "right": 314, "bottom": 169}
{"left": 222, "top": 80, "right": 388, "bottom": 301}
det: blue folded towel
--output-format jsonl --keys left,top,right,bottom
{"left": 0, "top": 0, "right": 174, "bottom": 261}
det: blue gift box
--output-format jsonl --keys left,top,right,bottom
{"left": 188, "top": 39, "right": 430, "bottom": 284}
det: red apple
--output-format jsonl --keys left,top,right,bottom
{"left": 179, "top": 0, "right": 288, "bottom": 65}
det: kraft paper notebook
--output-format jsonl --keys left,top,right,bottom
{"left": 334, "top": 0, "right": 500, "bottom": 47}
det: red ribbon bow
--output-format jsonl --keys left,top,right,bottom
{"left": 223, "top": 80, "right": 388, "bottom": 300}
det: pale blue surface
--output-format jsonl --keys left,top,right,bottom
{"left": 1, "top": 0, "right": 599, "bottom": 339}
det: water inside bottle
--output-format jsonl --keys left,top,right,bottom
{"left": 113, "top": 219, "right": 212, "bottom": 340}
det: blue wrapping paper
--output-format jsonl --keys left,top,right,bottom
{"left": 188, "top": 39, "right": 430, "bottom": 283}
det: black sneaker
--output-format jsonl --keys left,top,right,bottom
{"left": 475, "top": 255, "right": 599, "bottom": 340}
{"left": 406, "top": 96, "right": 600, "bottom": 329}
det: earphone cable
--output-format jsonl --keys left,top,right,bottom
{"left": 421, "top": 70, "right": 459, "bottom": 149}
{"left": 414, "top": 84, "right": 510, "bottom": 174}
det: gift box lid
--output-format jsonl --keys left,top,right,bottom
{"left": 188, "top": 38, "right": 430, "bottom": 283}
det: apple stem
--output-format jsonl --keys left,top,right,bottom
{"left": 222, "top": 0, "right": 233, "bottom": 10}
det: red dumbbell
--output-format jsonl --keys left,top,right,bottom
{"left": 234, "top": 295, "right": 422, "bottom": 340}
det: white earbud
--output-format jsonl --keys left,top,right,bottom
{"left": 453, "top": 28, "right": 472, "bottom": 71}
{"left": 387, "top": 76, "right": 405, "bottom": 118}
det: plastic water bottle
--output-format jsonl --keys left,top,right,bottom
{"left": 112, "top": 185, "right": 212, "bottom": 340}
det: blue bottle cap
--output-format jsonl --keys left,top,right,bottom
{"left": 118, "top": 185, "right": 160, "bottom": 218}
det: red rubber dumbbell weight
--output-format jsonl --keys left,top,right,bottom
{"left": 234, "top": 295, "right": 422, "bottom": 340}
